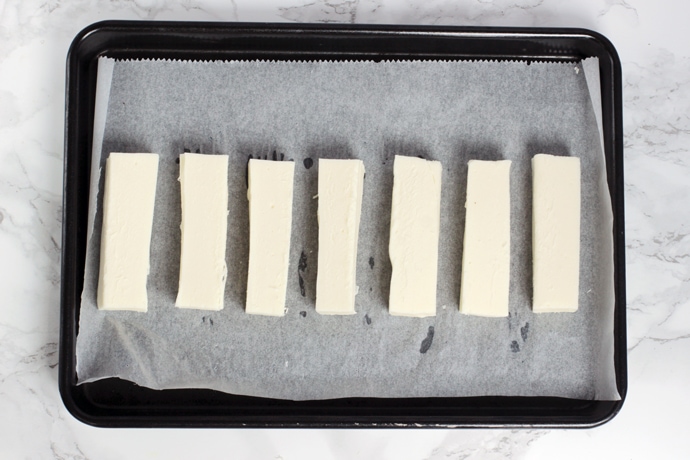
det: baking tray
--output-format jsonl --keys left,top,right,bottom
{"left": 59, "top": 20, "right": 626, "bottom": 428}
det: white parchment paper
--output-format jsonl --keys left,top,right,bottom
{"left": 76, "top": 57, "right": 619, "bottom": 401}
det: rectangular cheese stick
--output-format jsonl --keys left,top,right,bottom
{"left": 532, "top": 154, "right": 581, "bottom": 313}
{"left": 246, "top": 159, "right": 295, "bottom": 316}
{"left": 459, "top": 160, "right": 512, "bottom": 317}
{"left": 97, "top": 152, "right": 159, "bottom": 311}
{"left": 316, "top": 159, "right": 365, "bottom": 315}
{"left": 175, "top": 153, "right": 229, "bottom": 310}
{"left": 388, "top": 155, "right": 442, "bottom": 317}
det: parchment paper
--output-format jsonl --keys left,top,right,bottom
{"left": 76, "top": 57, "right": 619, "bottom": 400}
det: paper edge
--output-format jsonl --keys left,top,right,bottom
{"left": 582, "top": 57, "right": 620, "bottom": 401}
{"left": 84, "top": 57, "right": 115, "bottom": 242}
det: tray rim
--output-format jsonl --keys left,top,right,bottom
{"left": 59, "top": 20, "right": 626, "bottom": 428}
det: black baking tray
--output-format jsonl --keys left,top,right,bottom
{"left": 60, "top": 20, "right": 626, "bottom": 428}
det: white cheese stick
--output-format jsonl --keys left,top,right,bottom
{"left": 246, "top": 159, "right": 295, "bottom": 316}
{"left": 459, "top": 160, "right": 512, "bottom": 317}
{"left": 532, "top": 154, "right": 581, "bottom": 313}
{"left": 97, "top": 152, "right": 159, "bottom": 312}
{"left": 175, "top": 153, "right": 229, "bottom": 310}
{"left": 316, "top": 159, "right": 365, "bottom": 315}
{"left": 388, "top": 155, "right": 442, "bottom": 317}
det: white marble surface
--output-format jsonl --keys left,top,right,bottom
{"left": 1, "top": 0, "right": 689, "bottom": 458}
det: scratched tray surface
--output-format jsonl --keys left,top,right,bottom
{"left": 60, "top": 21, "right": 626, "bottom": 427}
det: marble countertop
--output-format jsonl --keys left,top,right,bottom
{"left": 1, "top": 0, "right": 688, "bottom": 458}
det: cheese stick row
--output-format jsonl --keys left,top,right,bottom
{"left": 96, "top": 152, "right": 580, "bottom": 317}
